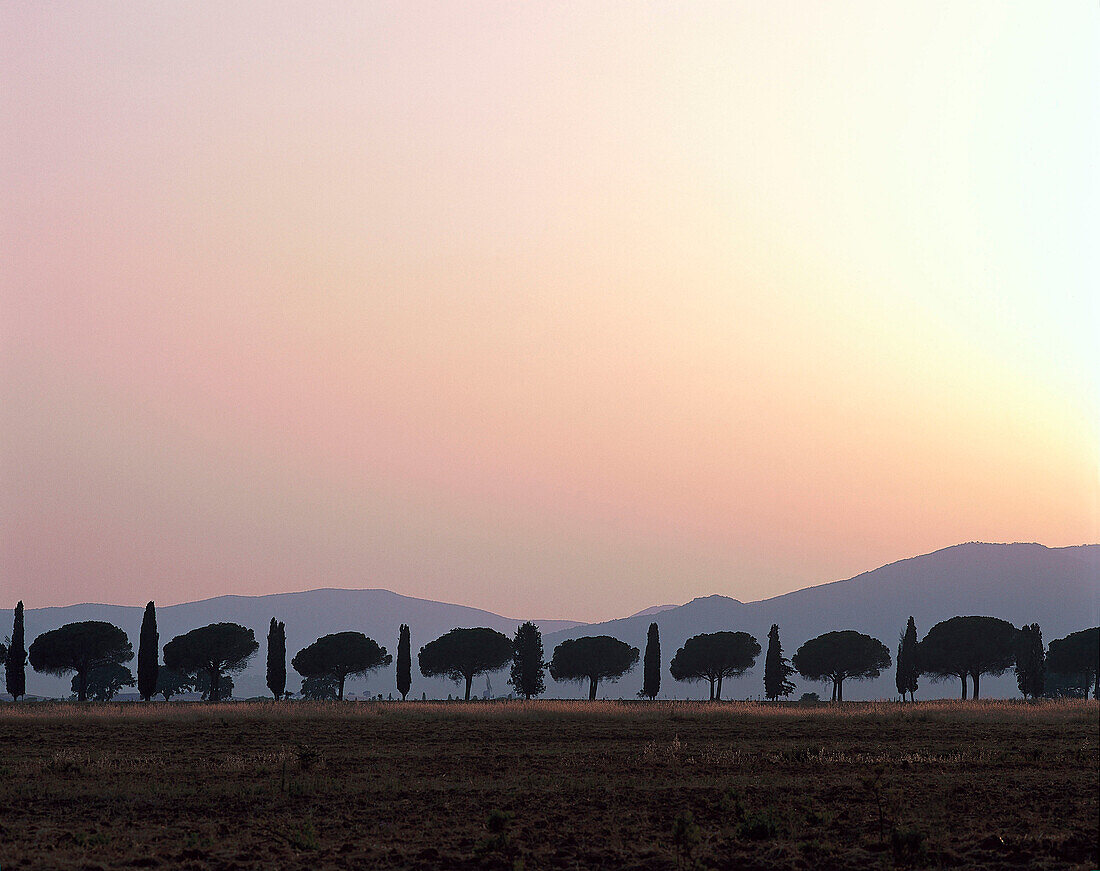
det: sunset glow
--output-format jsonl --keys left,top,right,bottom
{"left": 2, "top": 3, "right": 1097, "bottom": 619}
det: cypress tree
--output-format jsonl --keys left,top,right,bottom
{"left": 266, "top": 618, "right": 286, "bottom": 699}
{"left": 896, "top": 616, "right": 918, "bottom": 701}
{"left": 509, "top": 621, "right": 545, "bottom": 699}
{"left": 397, "top": 624, "right": 411, "bottom": 700}
{"left": 137, "top": 601, "right": 159, "bottom": 701}
{"left": 6, "top": 601, "right": 26, "bottom": 700}
{"left": 1015, "top": 623, "right": 1045, "bottom": 699}
{"left": 763, "top": 623, "right": 795, "bottom": 700}
{"left": 639, "top": 622, "right": 661, "bottom": 699}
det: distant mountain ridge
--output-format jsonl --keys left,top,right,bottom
{"left": 13, "top": 542, "right": 1098, "bottom": 700}
{"left": 628, "top": 604, "right": 680, "bottom": 618}
{"left": 543, "top": 542, "right": 1099, "bottom": 699}
{"left": 18, "top": 588, "right": 583, "bottom": 700}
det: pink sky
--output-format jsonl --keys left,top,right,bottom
{"left": 2, "top": 3, "right": 1097, "bottom": 620}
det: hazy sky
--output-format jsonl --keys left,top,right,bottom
{"left": 3, "top": 3, "right": 1097, "bottom": 620}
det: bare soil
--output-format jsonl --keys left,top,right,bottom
{"left": 0, "top": 700, "right": 1095, "bottom": 870}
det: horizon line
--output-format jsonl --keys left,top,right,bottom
{"left": 18, "top": 539, "right": 1096, "bottom": 619}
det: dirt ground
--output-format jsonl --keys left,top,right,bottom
{"left": 0, "top": 700, "right": 1095, "bottom": 870}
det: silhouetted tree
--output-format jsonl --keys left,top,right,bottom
{"left": 549, "top": 636, "right": 639, "bottom": 700}
{"left": 792, "top": 630, "right": 891, "bottom": 702}
{"left": 155, "top": 667, "right": 193, "bottom": 701}
{"left": 895, "top": 616, "right": 919, "bottom": 701}
{"left": 509, "top": 621, "right": 545, "bottom": 699}
{"left": 764, "top": 624, "right": 795, "bottom": 701}
{"left": 396, "top": 624, "right": 411, "bottom": 700}
{"left": 670, "top": 631, "right": 760, "bottom": 700}
{"left": 194, "top": 670, "right": 234, "bottom": 700}
{"left": 639, "top": 623, "right": 661, "bottom": 699}
{"left": 1014, "top": 623, "right": 1045, "bottom": 699}
{"left": 916, "top": 616, "right": 1017, "bottom": 700}
{"left": 0, "top": 640, "right": 6, "bottom": 670}
{"left": 29, "top": 621, "right": 134, "bottom": 702}
{"left": 292, "top": 631, "right": 391, "bottom": 700}
{"left": 266, "top": 618, "right": 286, "bottom": 699}
{"left": 418, "top": 628, "right": 512, "bottom": 701}
{"left": 1046, "top": 626, "right": 1099, "bottom": 698}
{"left": 72, "top": 663, "right": 135, "bottom": 701}
{"left": 137, "top": 602, "right": 159, "bottom": 701}
{"left": 162, "top": 623, "right": 258, "bottom": 702}
{"left": 6, "top": 601, "right": 26, "bottom": 700}
{"left": 300, "top": 673, "right": 340, "bottom": 700}
{"left": 1042, "top": 669, "right": 1089, "bottom": 699}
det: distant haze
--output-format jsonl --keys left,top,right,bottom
{"left": 2, "top": 5, "right": 1097, "bottom": 620}
{"left": 17, "top": 543, "right": 1099, "bottom": 701}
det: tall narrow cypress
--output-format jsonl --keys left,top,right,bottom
{"left": 763, "top": 623, "right": 795, "bottom": 700}
{"left": 639, "top": 622, "right": 661, "bottom": 699}
{"left": 1015, "top": 623, "right": 1045, "bottom": 699}
{"left": 896, "top": 616, "right": 918, "bottom": 701}
{"left": 137, "top": 601, "right": 159, "bottom": 701}
{"left": 396, "top": 624, "right": 411, "bottom": 700}
{"left": 266, "top": 618, "right": 286, "bottom": 699}
{"left": 5, "top": 601, "right": 26, "bottom": 700}
{"left": 509, "top": 622, "right": 545, "bottom": 699}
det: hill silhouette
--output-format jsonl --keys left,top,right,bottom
{"left": 14, "top": 542, "right": 1097, "bottom": 699}
{"left": 18, "top": 589, "right": 581, "bottom": 700}
{"left": 544, "top": 542, "right": 1098, "bottom": 699}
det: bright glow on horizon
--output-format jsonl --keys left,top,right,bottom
{"left": 2, "top": 3, "right": 1097, "bottom": 620}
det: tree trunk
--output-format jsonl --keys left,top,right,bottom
{"left": 401, "top": 689, "right": 408, "bottom": 701}
{"left": 971, "top": 672, "right": 980, "bottom": 700}
{"left": 211, "top": 667, "right": 221, "bottom": 702}
{"left": 77, "top": 668, "right": 88, "bottom": 702}
{"left": 831, "top": 681, "right": 837, "bottom": 702}
{"left": 708, "top": 678, "right": 715, "bottom": 701}
{"left": 716, "top": 675, "right": 723, "bottom": 701}
{"left": 959, "top": 673, "right": 967, "bottom": 700}
{"left": 836, "top": 678, "right": 843, "bottom": 702}
{"left": 589, "top": 677, "right": 598, "bottom": 700}
{"left": 464, "top": 673, "right": 473, "bottom": 701}
{"left": 338, "top": 674, "right": 346, "bottom": 701}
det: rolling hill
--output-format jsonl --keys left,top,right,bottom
{"left": 16, "top": 589, "right": 582, "bottom": 700}
{"left": 543, "top": 542, "right": 1099, "bottom": 699}
{"left": 11, "top": 542, "right": 1097, "bottom": 700}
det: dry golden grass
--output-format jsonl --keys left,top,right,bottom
{"left": 0, "top": 696, "right": 1093, "bottom": 724}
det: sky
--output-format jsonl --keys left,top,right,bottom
{"left": 2, "top": 3, "right": 1097, "bottom": 622}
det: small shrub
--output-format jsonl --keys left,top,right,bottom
{"left": 737, "top": 809, "right": 779, "bottom": 841}
{"left": 487, "top": 809, "right": 514, "bottom": 834}
{"left": 44, "top": 749, "right": 84, "bottom": 775}
{"left": 891, "top": 826, "right": 926, "bottom": 864}
{"left": 717, "top": 787, "right": 745, "bottom": 821}
{"left": 671, "top": 810, "right": 702, "bottom": 868}
{"left": 184, "top": 832, "right": 213, "bottom": 850}
{"left": 476, "top": 809, "right": 516, "bottom": 857}
{"left": 798, "top": 838, "right": 837, "bottom": 863}
{"left": 861, "top": 766, "right": 891, "bottom": 843}
{"left": 802, "top": 800, "right": 833, "bottom": 828}
{"left": 73, "top": 831, "right": 111, "bottom": 848}
{"left": 286, "top": 818, "right": 319, "bottom": 851}
{"left": 296, "top": 744, "right": 322, "bottom": 771}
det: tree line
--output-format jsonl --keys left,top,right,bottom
{"left": 1, "top": 600, "right": 1097, "bottom": 703}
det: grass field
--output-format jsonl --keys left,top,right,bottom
{"left": 0, "top": 700, "right": 1096, "bottom": 870}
